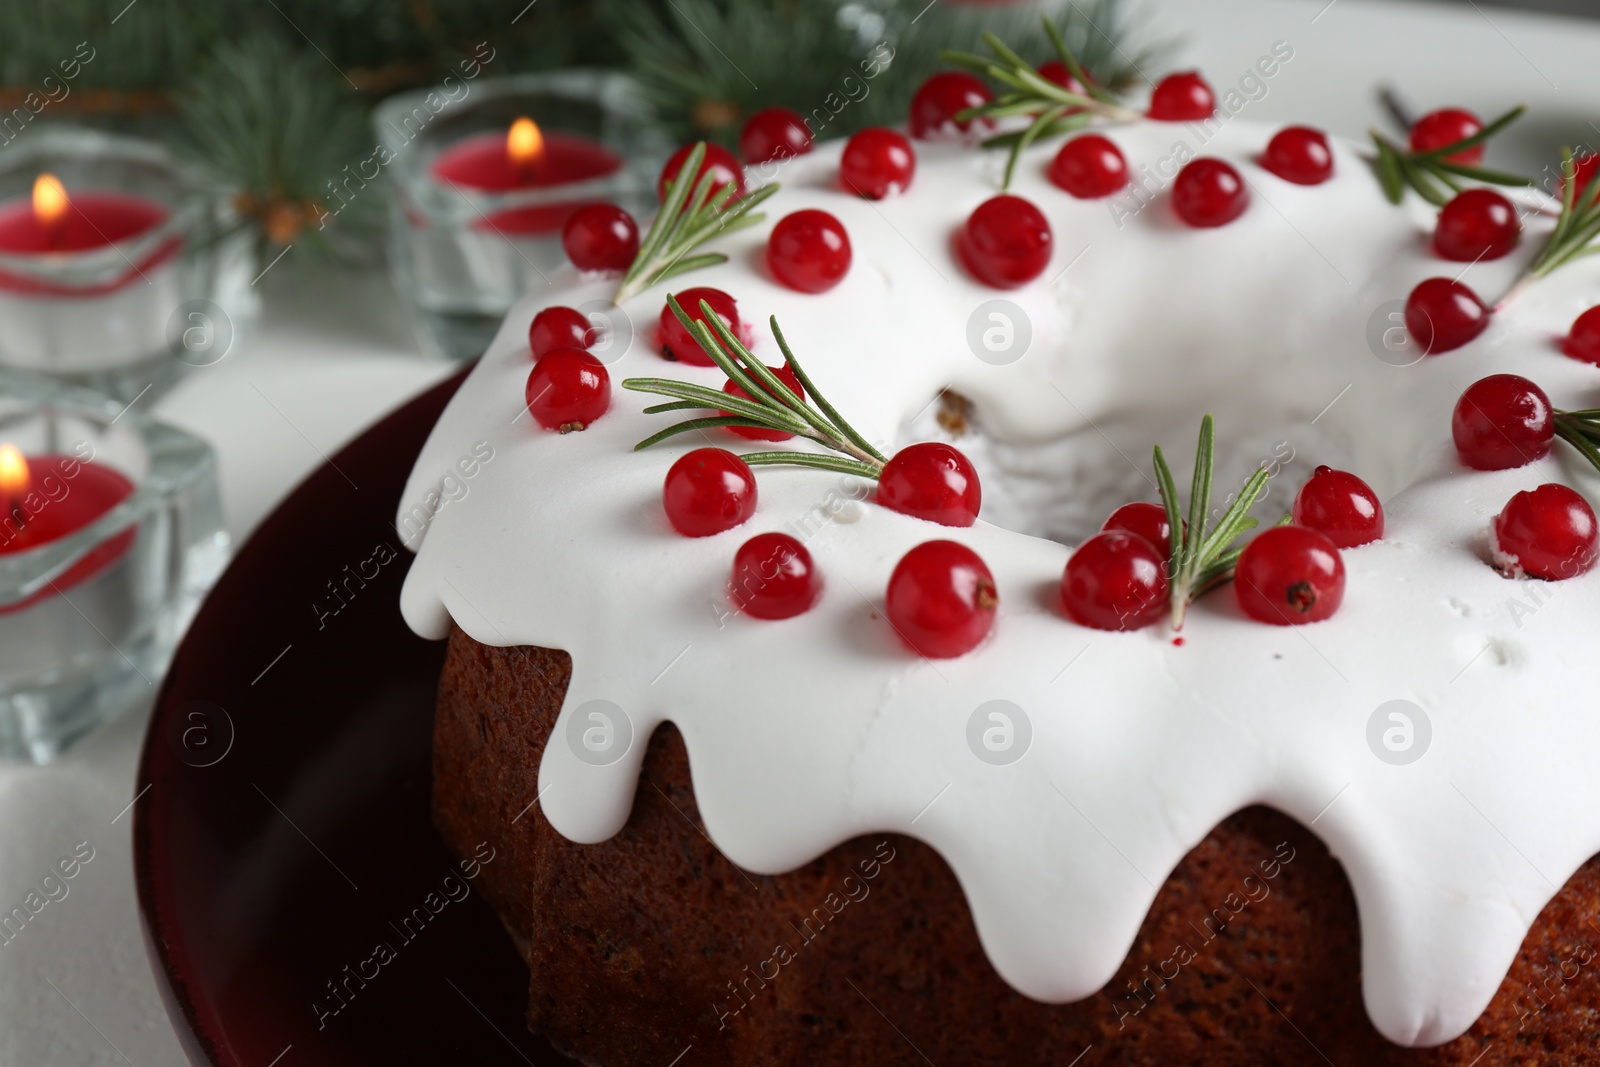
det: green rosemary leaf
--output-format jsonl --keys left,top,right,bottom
{"left": 1554, "top": 418, "right": 1600, "bottom": 475}
{"left": 1185, "top": 416, "right": 1216, "bottom": 584}
{"left": 642, "top": 400, "right": 708, "bottom": 414}
{"left": 938, "top": 49, "right": 996, "bottom": 74}
{"left": 633, "top": 417, "right": 774, "bottom": 451}
{"left": 1198, "top": 468, "right": 1269, "bottom": 561}
{"left": 1403, "top": 157, "right": 1453, "bottom": 206}
{"left": 768, "top": 317, "right": 888, "bottom": 463}
{"left": 1004, "top": 105, "right": 1072, "bottom": 189}
{"left": 740, "top": 452, "right": 883, "bottom": 478}
{"left": 981, "top": 30, "right": 1030, "bottom": 71}
{"left": 980, "top": 114, "right": 1093, "bottom": 151}
{"left": 623, "top": 377, "right": 803, "bottom": 429}
{"left": 1414, "top": 159, "right": 1465, "bottom": 195}
{"left": 694, "top": 304, "right": 824, "bottom": 427}
{"left": 649, "top": 253, "right": 730, "bottom": 287}
{"left": 1374, "top": 138, "right": 1406, "bottom": 204}
{"left": 1415, "top": 105, "right": 1525, "bottom": 161}
{"left": 1043, "top": 16, "right": 1117, "bottom": 104}
{"left": 1152, "top": 443, "right": 1184, "bottom": 615}
{"left": 1428, "top": 161, "right": 1535, "bottom": 187}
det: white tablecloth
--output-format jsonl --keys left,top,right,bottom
{"left": 3, "top": 1, "right": 1597, "bottom": 1062}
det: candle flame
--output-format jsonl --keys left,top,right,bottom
{"left": 32, "top": 174, "right": 68, "bottom": 228}
{"left": 507, "top": 117, "right": 544, "bottom": 168}
{"left": 0, "top": 444, "right": 27, "bottom": 497}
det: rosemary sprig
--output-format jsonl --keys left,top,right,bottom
{"left": 940, "top": 20, "right": 1140, "bottom": 190}
{"left": 1522, "top": 148, "right": 1600, "bottom": 279}
{"left": 622, "top": 295, "right": 888, "bottom": 478}
{"left": 1154, "top": 416, "right": 1270, "bottom": 629}
{"left": 1368, "top": 106, "right": 1531, "bottom": 207}
{"left": 1554, "top": 406, "right": 1600, "bottom": 475}
{"left": 613, "top": 142, "right": 779, "bottom": 306}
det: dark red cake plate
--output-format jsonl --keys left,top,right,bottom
{"left": 133, "top": 369, "right": 576, "bottom": 1066}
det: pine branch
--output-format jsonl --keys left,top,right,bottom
{"left": 1367, "top": 106, "right": 1531, "bottom": 207}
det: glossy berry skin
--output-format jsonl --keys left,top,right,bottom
{"left": 658, "top": 141, "right": 745, "bottom": 202}
{"left": 1261, "top": 126, "right": 1334, "bottom": 185}
{"left": 1234, "top": 525, "right": 1346, "bottom": 626}
{"left": 529, "top": 306, "right": 593, "bottom": 358}
{"left": 909, "top": 71, "right": 993, "bottom": 140}
{"left": 1060, "top": 530, "right": 1169, "bottom": 631}
{"left": 1405, "top": 278, "right": 1490, "bottom": 355}
{"left": 1049, "top": 135, "right": 1128, "bottom": 199}
{"left": 1101, "top": 501, "right": 1175, "bottom": 558}
{"left": 740, "top": 107, "right": 813, "bottom": 164}
{"left": 877, "top": 443, "right": 982, "bottom": 527}
{"left": 1452, "top": 374, "right": 1554, "bottom": 471}
{"left": 1292, "top": 466, "right": 1384, "bottom": 547}
{"left": 1491, "top": 484, "right": 1599, "bottom": 581}
{"left": 840, "top": 128, "right": 916, "bottom": 199}
{"left": 525, "top": 349, "right": 609, "bottom": 432}
{"left": 1563, "top": 306, "right": 1600, "bottom": 365}
{"left": 1172, "top": 158, "right": 1249, "bottom": 227}
{"left": 1434, "top": 189, "right": 1520, "bottom": 262}
{"left": 663, "top": 448, "right": 757, "bottom": 537}
{"left": 959, "top": 195, "right": 1053, "bottom": 288}
{"left": 1147, "top": 72, "right": 1215, "bottom": 121}
{"left": 721, "top": 365, "right": 804, "bottom": 442}
{"left": 886, "top": 540, "right": 998, "bottom": 658}
{"left": 561, "top": 204, "right": 639, "bottom": 273}
{"left": 1409, "top": 109, "right": 1484, "bottom": 165}
{"left": 730, "top": 532, "right": 819, "bottom": 620}
{"left": 766, "top": 210, "right": 851, "bottom": 293}
{"left": 659, "top": 287, "right": 741, "bottom": 366}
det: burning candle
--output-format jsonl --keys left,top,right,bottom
{"left": 430, "top": 115, "right": 624, "bottom": 234}
{"left": 0, "top": 173, "right": 173, "bottom": 265}
{"left": 0, "top": 441, "right": 136, "bottom": 611}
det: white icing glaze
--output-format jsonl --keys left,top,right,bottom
{"left": 397, "top": 120, "right": 1600, "bottom": 1047}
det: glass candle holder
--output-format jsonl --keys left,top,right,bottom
{"left": 0, "top": 370, "right": 228, "bottom": 764}
{"left": 377, "top": 69, "right": 670, "bottom": 361}
{"left": 0, "top": 126, "right": 240, "bottom": 405}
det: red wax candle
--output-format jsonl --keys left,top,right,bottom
{"left": 0, "top": 174, "right": 177, "bottom": 294}
{"left": 430, "top": 117, "right": 623, "bottom": 236}
{"left": 0, "top": 445, "right": 136, "bottom": 613}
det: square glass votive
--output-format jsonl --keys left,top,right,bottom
{"left": 0, "top": 126, "right": 240, "bottom": 405}
{"left": 377, "top": 69, "right": 671, "bottom": 361}
{"left": 0, "top": 371, "right": 229, "bottom": 764}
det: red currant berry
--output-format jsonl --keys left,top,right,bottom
{"left": 886, "top": 540, "right": 998, "bottom": 658}
{"left": 1409, "top": 108, "right": 1484, "bottom": 165}
{"left": 1049, "top": 135, "right": 1128, "bottom": 199}
{"left": 1434, "top": 188, "right": 1520, "bottom": 262}
{"left": 1260, "top": 126, "right": 1334, "bottom": 185}
{"left": 766, "top": 209, "right": 851, "bottom": 293}
{"left": 909, "top": 71, "right": 993, "bottom": 140}
{"left": 739, "top": 107, "right": 813, "bottom": 165}
{"left": 1172, "top": 158, "right": 1249, "bottom": 227}
{"left": 877, "top": 443, "right": 981, "bottom": 527}
{"left": 1405, "top": 278, "right": 1490, "bottom": 355}
{"left": 529, "top": 306, "right": 594, "bottom": 358}
{"left": 658, "top": 142, "right": 745, "bottom": 202}
{"left": 959, "top": 195, "right": 1053, "bottom": 288}
{"left": 659, "top": 287, "right": 742, "bottom": 366}
{"left": 721, "top": 365, "right": 804, "bottom": 442}
{"left": 1562, "top": 306, "right": 1600, "bottom": 366}
{"left": 1451, "top": 374, "right": 1554, "bottom": 471}
{"left": 840, "top": 128, "right": 916, "bottom": 199}
{"left": 561, "top": 204, "right": 639, "bottom": 273}
{"left": 525, "top": 349, "right": 609, "bottom": 432}
{"left": 1061, "top": 530, "right": 1169, "bottom": 631}
{"left": 730, "top": 532, "right": 819, "bottom": 620}
{"left": 1292, "top": 466, "right": 1384, "bottom": 547}
{"left": 1147, "top": 72, "right": 1215, "bottom": 121}
{"left": 1491, "top": 483, "right": 1599, "bottom": 581}
{"left": 1234, "top": 525, "right": 1345, "bottom": 625}
{"left": 1101, "top": 501, "right": 1175, "bottom": 558}
{"left": 663, "top": 448, "right": 757, "bottom": 537}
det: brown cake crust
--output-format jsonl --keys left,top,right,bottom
{"left": 433, "top": 626, "right": 1600, "bottom": 1065}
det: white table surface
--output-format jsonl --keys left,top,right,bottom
{"left": 4, "top": 1, "right": 1598, "bottom": 1062}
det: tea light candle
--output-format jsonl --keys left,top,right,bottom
{"left": 431, "top": 116, "right": 623, "bottom": 234}
{"left": 0, "top": 442, "right": 136, "bottom": 614}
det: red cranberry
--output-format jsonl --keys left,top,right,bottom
{"left": 730, "top": 533, "right": 819, "bottom": 620}
{"left": 909, "top": 72, "right": 993, "bottom": 140}
{"left": 659, "top": 287, "right": 741, "bottom": 366}
{"left": 658, "top": 142, "right": 745, "bottom": 202}
{"left": 1452, "top": 374, "right": 1554, "bottom": 471}
{"left": 886, "top": 540, "right": 998, "bottom": 658}
{"left": 1292, "top": 466, "right": 1384, "bottom": 547}
{"left": 1260, "top": 126, "right": 1334, "bottom": 185}
{"left": 1061, "top": 530, "right": 1169, "bottom": 631}
{"left": 529, "top": 306, "right": 593, "bottom": 358}
{"left": 525, "top": 349, "right": 609, "bottom": 432}
{"left": 959, "top": 195, "right": 1053, "bottom": 288}
{"left": 766, "top": 209, "right": 851, "bottom": 293}
{"left": 1434, "top": 189, "right": 1520, "bottom": 262}
{"left": 1101, "top": 501, "right": 1178, "bottom": 558}
{"left": 721, "top": 365, "right": 804, "bottom": 442}
{"left": 1562, "top": 306, "right": 1600, "bottom": 365}
{"left": 1409, "top": 109, "right": 1484, "bottom": 165}
{"left": 1172, "top": 158, "right": 1249, "bottom": 227}
{"left": 561, "top": 204, "right": 639, "bottom": 273}
{"left": 1491, "top": 484, "right": 1599, "bottom": 581}
{"left": 663, "top": 448, "right": 757, "bottom": 537}
{"left": 1405, "top": 278, "right": 1490, "bottom": 355}
{"left": 739, "top": 107, "right": 813, "bottom": 165}
{"left": 1147, "top": 72, "right": 1215, "bottom": 121}
{"left": 1234, "top": 525, "right": 1345, "bottom": 625}
{"left": 1049, "top": 135, "right": 1128, "bottom": 199}
{"left": 840, "top": 128, "right": 916, "bottom": 199}
{"left": 877, "top": 443, "right": 981, "bottom": 527}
